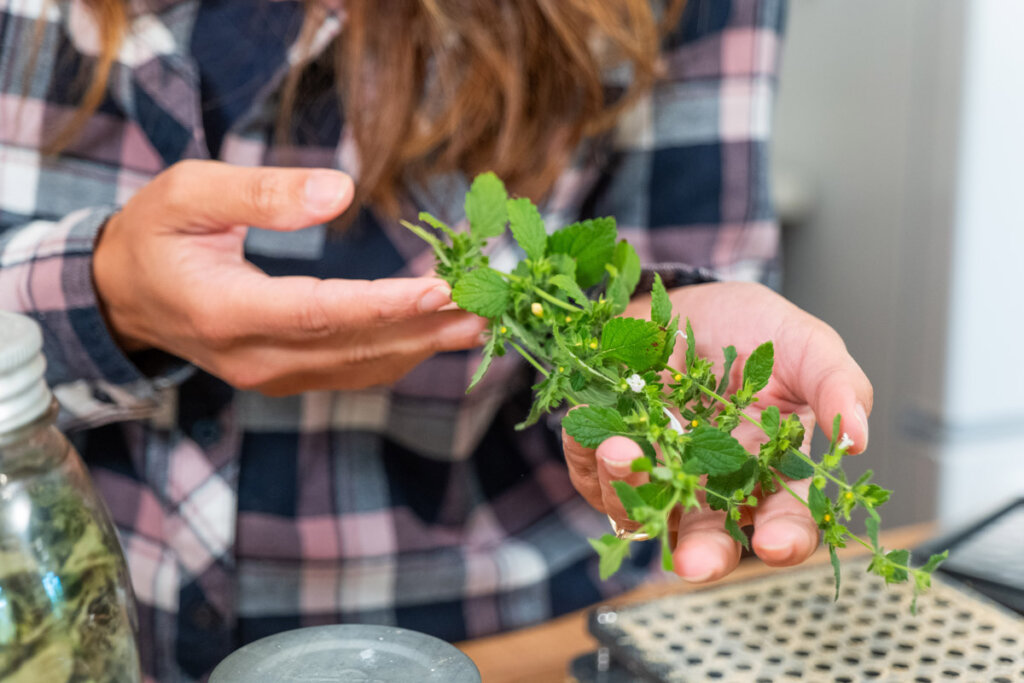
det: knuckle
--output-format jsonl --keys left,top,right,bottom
{"left": 246, "top": 171, "right": 286, "bottom": 221}
{"left": 294, "top": 281, "right": 336, "bottom": 337}
{"left": 222, "top": 362, "right": 274, "bottom": 392}
{"left": 159, "top": 161, "right": 199, "bottom": 210}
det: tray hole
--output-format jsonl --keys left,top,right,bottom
{"left": 874, "top": 628, "right": 892, "bottom": 639}
{"left": 849, "top": 635, "right": 865, "bottom": 645}
{"left": 955, "top": 611, "right": 971, "bottom": 620}
{"left": 968, "top": 663, "right": 986, "bottom": 671}
{"left": 698, "top": 637, "right": 712, "bottom": 645}
{"left": 767, "top": 656, "right": 783, "bottom": 665}
{"left": 822, "top": 642, "right": 839, "bottom": 652}
{"left": 920, "top": 656, "right": 937, "bottom": 665}
{"left": 828, "top": 623, "right": 846, "bottom": 633}
{"left": 935, "top": 598, "right": 951, "bottom": 608}
{"left": 993, "top": 678, "right": 1011, "bottom": 683}
{"left": 882, "top": 611, "right": 898, "bottom": 620}
{"left": 653, "top": 631, "right": 666, "bottom": 639}
{"left": 997, "top": 656, "right": 1013, "bottom": 664}
{"left": 737, "top": 663, "right": 752, "bottom": 671}
{"left": 794, "top": 649, "right": 810, "bottom": 658}
{"left": 715, "top": 649, "right": 731, "bottom": 658}
{"left": 999, "top": 636, "right": 1017, "bottom": 645}
{"left": 897, "top": 642, "right": 915, "bottom": 651}
{"left": 893, "top": 661, "right": 910, "bottom": 671}
{"left": 929, "top": 617, "right": 945, "bottom": 626}
{"left": 754, "top": 623, "right": 770, "bottom": 633}
{"left": 941, "top": 671, "right": 960, "bottom": 679}
{"left": 707, "top": 671, "right": 724, "bottom": 679}
{"left": 669, "top": 643, "right": 684, "bottom": 652}
{"left": 835, "top": 677, "right": 853, "bottom": 683}
{"left": 814, "top": 662, "right": 832, "bottom": 672}
{"left": 978, "top": 623, "right": 994, "bottom": 632}
{"left": 855, "top": 616, "right": 872, "bottom": 626}
{"left": 746, "top": 642, "right": 762, "bottom": 651}
{"left": 797, "top": 581, "right": 812, "bottom": 590}
{"left": 905, "top": 623, "right": 920, "bottom": 632}
{"left": 784, "top": 670, "right": 802, "bottom": 679}
{"left": 801, "top": 630, "right": 817, "bottom": 639}
{"left": 863, "top": 671, "right": 881, "bottom": 679}
{"left": 774, "top": 636, "right": 790, "bottom": 645}
{"left": 870, "top": 648, "right": 886, "bottom": 658}
{"left": 725, "top": 629, "right": 741, "bottom": 638}
{"left": 915, "top": 678, "right": 932, "bottom": 683}
{"left": 926, "top": 636, "right": 941, "bottom": 645}
{"left": 762, "top": 604, "right": 778, "bottom": 614}
{"left": 783, "top": 616, "right": 798, "bottom": 626}
{"left": 686, "top": 656, "right": 702, "bottom": 666}
{"left": 946, "top": 648, "right": 963, "bottom": 658}
{"left": 951, "top": 629, "right": 966, "bottom": 637}
{"left": 708, "top": 617, "right": 722, "bottom": 626}
{"left": 842, "top": 656, "right": 860, "bottom": 665}
{"left": 887, "top": 593, "right": 902, "bottom": 603}
{"left": 714, "top": 599, "right": 732, "bottom": 608}
{"left": 974, "top": 643, "right": 991, "bottom": 651}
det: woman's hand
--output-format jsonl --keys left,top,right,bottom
{"left": 562, "top": 281, "right": 873, "bottom": 582}
{"left": 93, "top": 160, "right": 487, "bottom": 395}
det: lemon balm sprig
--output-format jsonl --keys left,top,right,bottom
{"left": 401, "top": 172, "right": 946, "bottom": 611}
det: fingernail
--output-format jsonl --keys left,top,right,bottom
{"left": 681, "top": 568, "right": 714, "bottom": 583}
{"left": 600, "top": 452, "right": 634, "bottom": 478}
{"left": 304, "top": 171, "right": 349, "bottom": 211}
{"left": 855, "top": 403, "right": 869, "bottom": 450}
{"left": 418, "top": 285, "right": 452, "bottom": 313}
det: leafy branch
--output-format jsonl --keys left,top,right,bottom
{"left": 403, "top": 172, "right": 947, "bottom": 611}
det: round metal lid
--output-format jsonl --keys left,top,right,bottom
{"left": 209, "top": 625, "right": 481, "bottom": 683}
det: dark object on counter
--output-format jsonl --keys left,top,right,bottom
{"left": 916, "top": 497, "right": 1024, "bottom": 615}
{"left": 569, "top": 648, "right": 646, "bottom": 683}
{"left": 209, "top": 624, "right": 481, "bottom": 682}
{"left": 582, "top": 557, "right": 1022, "bottom": 682}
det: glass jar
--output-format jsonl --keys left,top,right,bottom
{"left": 0, "top": 311, "right": 140, "bottom": 682}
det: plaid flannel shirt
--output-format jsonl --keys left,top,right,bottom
{"left": 0, "top": 0, "right": 785, "bottom": 680}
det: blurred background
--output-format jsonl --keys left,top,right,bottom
{"left": 771, "top": 0, "right": 1024, "bottom": 528}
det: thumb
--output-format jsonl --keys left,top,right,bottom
{"left": 153, "top": 160, "right": 354, "bottom": 232}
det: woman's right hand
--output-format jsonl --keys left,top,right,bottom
{"left": 93, "top": 160, "right": 488, "bottom": 395}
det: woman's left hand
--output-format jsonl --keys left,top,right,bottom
{"left": 561, "top": 281, "right": 873, "bottom": 582}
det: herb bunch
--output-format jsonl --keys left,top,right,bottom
{"left": 403, "top": 172, "right": 947, "bottom": 611}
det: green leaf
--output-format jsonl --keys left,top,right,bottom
{"left": 467, "top": 328, "right": 503, "bottom": 392}
{"left": 865, "top": 516, "right": 880, "bottom": 550}
{"left": 760, "top": 406, "right": 780, "bottom": 438}
{"left": 600, "top": 317, "right": 665, "bottom": 371}
{"left": 418, "top": 212, "right": 457, "bottom": 240}
{"left": 506, "top": 197, "right": 547, "bottom": 260}
{"left": 465, "top": 172, "right": 509, "bottom": 239}
{"left": 717, "top": 345, "right": 737, "bottom": 394}
{"left": 650, "top": 273, "right": 672, "bottom": 327}
{"left": 705, "top": 457, "right": 758, "bottom": 511}
{"left": 807, "top": 484, "right": 829, "bottom": 524}
{"left": 589, "top": 534, "right": 631, "bottom": 580}
{"left": 686, "top": 427, "right": 750, "bottom": 475}
{"left": 742, "top": 341, "right": 774, "bottom": 393}
{"left": 857, "top": 484, "right": 892, "bottom": 508}
{"left": 516, "top": 372, "right": 570, "bottom": 430}
{"left": 612, "top": 240, "right": 641, "bottom": 295}
{"left": 684, "top": 319, "right": 696, "bottom": 367}
{"left": 630, "top": 456, "right": 652, "bottom": 473}
{"left": 636, "top": 482, "right": 675, "bottom": 509}
{"left": 660, "top": 315, "right": 680, "bottom": 365}
{"left": 724, "top": 515, "right": 750, "bottom": 550}
{"left": 452, "top": 268, "right": 510, "bottom": 317}
{"left": 612, "top": 481, "right": 647, "bottom": 518}
{"left": 606, "top": 240, "right": 641, "bottom": 314}
{"left": 548, "top": 274, "right": 589, "bottom": 306}
{"left": 829, "top": 544, "right": 841, "bottom": 601}
{"left": 921, "top": 550, "right": 948, "bottom": 574}
{"left": 829, "top": 414, "right": 842, "bottom": 449}
{"left": 885, "top": 549, "right": 910, "bottom": 583}
{"left": 547, "top": 217, "right": 617, "bottom": 288}
{"left": 776, "top": 451, "right": 814, "bottom": 480}
{"left": 562, "top": 406, "right": 631, "bottom": 448}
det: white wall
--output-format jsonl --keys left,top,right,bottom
{"left": 771, "top": 1, "right": 973, "bottom": 526}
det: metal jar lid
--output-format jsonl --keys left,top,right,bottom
{"left": 209, "top": 625, "right": 482, "bottom": 683}
{"left": 0, "top": 312, "right": 50, "bottom": 434}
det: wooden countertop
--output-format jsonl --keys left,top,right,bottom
{"left": 456, "top": 523, "right": 936, "bottom": 683}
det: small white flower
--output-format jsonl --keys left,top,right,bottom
{"left": 837, "top": 433, "right": 854, "bottom": 451}
{"left": 626, "top": 373, "right": 646, "bottom": 393}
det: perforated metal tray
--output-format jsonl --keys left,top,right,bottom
{"left": 587, "top": 558, "right": 1024, "bottom": 682}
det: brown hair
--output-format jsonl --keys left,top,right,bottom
{"left": 58, "top": 0, "right": 684, "bottom": 211}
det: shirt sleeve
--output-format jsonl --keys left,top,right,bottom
{"left": 585, "top": 0, "right": 787, "bottom": 287}
{"left": 0, "top": 208, "right": 192, "bottom": 430}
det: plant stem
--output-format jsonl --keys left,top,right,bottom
{"left": 510, "top": 341, "right": 549, "bottom": 378}
{"left": 399, "top": 220, "right": 451, "bottom": 267}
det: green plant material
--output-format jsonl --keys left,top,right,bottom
{"left": 0, "top": 476, "right": 138, "bottom": 682}
{"left": 401, "top": 172, "right": 945, "bottom": 613}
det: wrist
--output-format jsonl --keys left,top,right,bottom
{"left": 92, "top": 212, "right": 151, "bottom": 353}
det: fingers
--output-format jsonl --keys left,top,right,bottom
{"left": 595, "top": 437, "right": 648, "bottom": 527}
{"left": 672, "top": 510, "right": 743, "bottom": 583}
{"left": 751, "top": 477, "right": 820, "bottom": 567}
{"left": 156, "top": 160, "right": 354, "bottom": 232}
{"left": 781, "top": 321, "right": 874, "bottom": 454}
{"left": 204, "top": 271, "right": 467, "bottom": 341}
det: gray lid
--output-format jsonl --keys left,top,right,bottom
{"left": 209, "top": 625, "right": 481, "bottom": 683}
{"left": 0, "top": 312, "right": 50, "bottom": 434}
